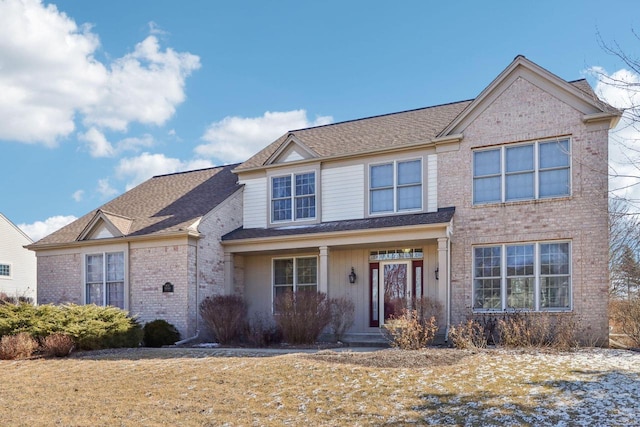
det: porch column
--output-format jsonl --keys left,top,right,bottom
{"left": 319, "top": 246, "right": 329, "bottom": 294}
{"left": 437, "top": 237, "right": 449, "bottom": 312}
{"left": 223, "top": 252, "right": 234, "bottom": 294}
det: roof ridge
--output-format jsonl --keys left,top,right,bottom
{"left": 286, "top": 99, "right": 475, "bottom": 134}
{"left": 152, "top": 163, "right": 240, "bottom": 179}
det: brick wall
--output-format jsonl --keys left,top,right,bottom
{"left": 439, "top": 77, "right": 610, "bottom": 343}
{"left": 37, "top": 253, "right": 82, "bottom": 305}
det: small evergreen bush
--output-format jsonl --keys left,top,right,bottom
{"left": 0, "top": 333, "right": 39, "bottom": 360}
{"left": 143, "top": 319, "right": 181, "bottom": 347}
{"left": 200, "top": 295, "right": 247, "bottom": 344}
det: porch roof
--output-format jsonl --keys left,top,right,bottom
{"left": 222, "top": 207, "right": 455, "bottom": 242}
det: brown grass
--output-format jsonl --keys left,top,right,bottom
{"left": 0, "top": 347, "right": 637, "bottom": 425}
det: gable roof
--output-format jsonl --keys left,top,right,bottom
{"left": 0, "top": 212, "right": 33, "bottom": 244}
{"left": 29, "top": 164, "right": 241, "bottom": 249}
{"left": 236, "top": 56, "right": 620, "bottom": 172}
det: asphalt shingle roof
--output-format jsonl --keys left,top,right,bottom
{"left": 31, "top": 164, "right": 240, "bottom": 247}
{"left": 222, "top": 207, "right": 455, "bottom": 241}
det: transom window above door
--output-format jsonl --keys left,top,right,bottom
{"left": 473, "top": 138, "right": 570, "bottom": 204}
{"left": 271, "top": 172, "right": 316, "bottom": 222}
{"left": 370, "top": 159, "right": 422, "bottom": 214}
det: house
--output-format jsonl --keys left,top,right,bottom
{"left": 222, "top": 56, "right": 620, "bottom": 344}
{"left": 27, "top": 164, "right": 242, "bottom": 338}
{"left": 30, "top": 56, "right": 620, "bottom": 344}
{"left": 0, "top": 213, "right": 36, "bottom": 302}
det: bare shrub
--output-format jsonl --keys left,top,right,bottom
{"left": 497, "top": 311, "right": 578, "bottom": 350}
{"left": 200, "top": 295, "right": 247, "bottom": 345}
{"left": 246, "top": 312, "right": 282, "bottom": 347}
{"left": 41, "top": 333, "right": 75, "bottom": 357}
{"left": 0, "top": 333, "right": 39, "bottom": 360}
{"left": 328, "top": 297, "right": 355, "bottom": 342}
{"left": 382, "top": 309, "right": 439, "bottom": 350}
{"left": 414, "top": 297, "right": 443, "bottom": 325}
{"left": 274, "top": 290, "right": 330, "bottom": 345}
{"left": 610, "top": 299, "right": 640, "bottom": 347}
{"left": 448, "top": 319, "right": 487, "bottom": 349}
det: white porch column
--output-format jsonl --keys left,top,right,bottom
{"left": 437, "top": 237, "right": 449, "bottom": 314}
{"left": 223, "top": 252, "right": 234, "bottom": 294}
{"left": 319, "top": 246, "right": 329, "bottom": 294}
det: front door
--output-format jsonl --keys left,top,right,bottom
{"left": 380, "top": 261, "right": 412, "bottom": 324}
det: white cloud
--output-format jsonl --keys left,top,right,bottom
{"left": 72, "top": 190, "right": 84, "bottom": 202}
{"left": 590, "top": 66, "right": 640, "bottom": 206}
{"left": 18, "top": 215, "right": 77, "bottom": 242}
{"left": 116, "top": 152, "right": 213, "bottom": 190}
{"left": 195, "top": 110, "right": 333, "bottom": 163}
{"left": 79, "top": 127, "right": 114, "bottom": 157}
{"left": 79, "top": 128, "right": 155, "bottom": 158}
{"left": 0, "top": 0, "right": 200, "bottom": 145}
{"left": 97, "top": 178, "right": 118, "bottom": 198}
{"left": 82, "top": 35, "right": 200, "bottom": 132}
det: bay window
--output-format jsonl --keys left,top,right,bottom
{"left": 473, "top": 139, "right": 570, "bottom": 204}
{"left": 473, "top": 241, "right": 570, "bottom": 311}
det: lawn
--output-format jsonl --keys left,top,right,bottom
{"left": 0, "top": 347, "right": 638, "bottom": 426}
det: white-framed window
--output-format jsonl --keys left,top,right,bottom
{"left": 473, "top": 241, "right": 571, "bottom": 311}
{"left": 0, "top": 263, "right": 10, "bottom": 278}
{"left": 370, "top": 158, "right": 422, "bottom": 214}
{"left": 273, "top": 256, "right": 318, "bottom": 301}
{"left": 271, "top": 172, "right": 316, "bottom": 222}
{"left": 85, "top": 252, "right": 125, "bottom": 309}
{"left": 473, "top": 138, "right": 570, "bottom": 204}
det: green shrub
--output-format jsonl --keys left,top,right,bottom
{"left": 200, "top": 295, "right": 247, "bottom": 345}
{"left": 143, "top": 319, "right": 181, "bottom": 347}
{"left": 382, "top": 309, "right": 439, "bottom": 350}
{"left": 274, "top": 290, "right": 330, "bottom": 345}
{"left": 0, "top": 333, "right": 39, "bottom": 360}
{"left": 0, "top": 303, "right": 142, "bottom": 350}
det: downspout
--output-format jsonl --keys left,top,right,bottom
{"left": 445, "top": 225, "right": 452, "bottom": 342}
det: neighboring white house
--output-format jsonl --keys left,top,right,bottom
{"left": 0, "top": 213, "right": 36, "bottom": 302}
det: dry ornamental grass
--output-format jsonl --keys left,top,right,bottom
{"left": 0, "top": 347, "right": 638, "bottom": 426}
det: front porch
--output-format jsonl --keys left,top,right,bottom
{"left": 221, "top": 209, "right": 455, "bottom": 337}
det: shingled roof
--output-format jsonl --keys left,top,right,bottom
{"left": 222, "top": 207, "right": 455, "bottom": 241}
{"left": 235, "top": 78, "right": 608, "bottom": 172}
{"left": 29, "top": 164, "right": 240, "bottom": 248}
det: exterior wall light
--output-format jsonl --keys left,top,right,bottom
{"left": 163, "top": 282, "right": 174, "bottom": 293}
{"left": 435, "top": 267, "right": 439, "bottom": 281}
{"left": 348, "top": 267, "right": 357, "bottom": 284}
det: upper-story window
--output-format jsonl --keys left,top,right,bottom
{"left": 473, "top": 139, "right": 570, "bottom": 204}
{"left": 271, "top": 172, "right": 316, "bottom": 222}
{"left": 0, "top": 263, "right": 10, "bottom": 278}
{"left": 370, "top": 159, "right": 422, "bottom": 214}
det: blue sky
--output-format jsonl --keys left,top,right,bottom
{"left": 1, "top": 0, "right": 639, "bottom": 240}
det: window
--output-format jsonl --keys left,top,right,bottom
{"left": 273, "top": 257, "right": 317, "bottom": 300}
{"left": 85, "top": 252, "right": 125, "bottom": 309}
{"left": 473, "top": 139, "right": 570, "bottom": 204}
{"left": 370, "top": 159, "right": 422, "bottom": 214}
{"left": 473, "top": 242, "right": 570, "bottom": 311}
{"left": 0, "top": 263, "right": 10, "bottom": 278}
{"left": 271, "top": 172, "right": 316, "bottom": 222}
